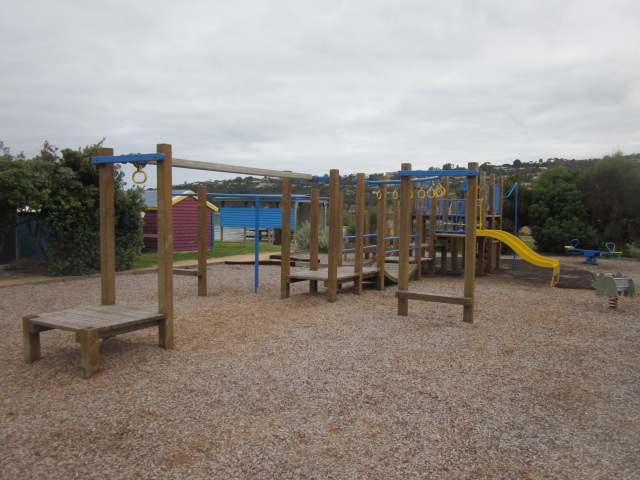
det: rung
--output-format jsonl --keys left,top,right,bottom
{"left": 173, "top": 268, "right": 201, "bottom": 277}
{"left": 395, "top": 291, "right": 472, "bottom": 306}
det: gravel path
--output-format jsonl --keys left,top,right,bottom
{"left": 1, "top": 256, "right": 639, "bottom": 479}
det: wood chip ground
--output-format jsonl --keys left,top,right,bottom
{"left": 1, "top": 255, "right": 638, "bottom": 479}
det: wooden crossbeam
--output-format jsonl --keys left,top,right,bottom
{"left": 172, "top": 158, "right": 314, "bottom": 180}
{"left": 173, "top": 268, "right": 201, "bottom": 277}
{"left": 395, "top": 290, "right": 473, "bottom": 306}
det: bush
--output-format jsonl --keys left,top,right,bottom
{"left": 293, "top": 221, "right": 329, "bottom": 253}
{"left": 626, "top": 242, "right": 640, "bottom": 259}
{"left": 0, "top": 141, "right": 145, "bottom": 276}
{"left": 528, "top": 167, "right": 597, "bottom": 253}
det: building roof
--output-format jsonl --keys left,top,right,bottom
{"left": 141, "top": 190, "right": 219, "bottom": 211}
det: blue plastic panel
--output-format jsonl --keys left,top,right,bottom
{"left": 91, "top": 153, "right": 165, "bottom": 164}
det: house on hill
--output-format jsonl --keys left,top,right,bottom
{"left": 141, "top": 190, "right": 218, "bottom": 253}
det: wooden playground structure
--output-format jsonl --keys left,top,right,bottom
{"left": 22, "top": 144, "right": 314, "bottom": 377}
{"left": 280, "top": 162, "right": 506, "bottom": 323}
{"left": 23, "top": 143, "right": 557, "bottom": 377}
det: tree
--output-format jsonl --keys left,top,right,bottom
{"left": 0, "top": 141, "right": 146, "bottom": 275}
{"left": 0, "top": 142, "right": 51, "bottom": 259}
{"left": 0, "top": 143, "right": 22, "bottom": 256}
{"left": 501, "top": 175, "right": 532, "bottom": 236}
{"left": 579, "top": 153, "right": 640, "bottom": 249}
{"left": 528, "top": 166, "right": 598, "bottom": 253}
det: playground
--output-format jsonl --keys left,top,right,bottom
{"left": 1, "top": 253, "right": 639, "bottom": 479}
{"left": 2, "top": 145, "right": 639, "bottom": 478}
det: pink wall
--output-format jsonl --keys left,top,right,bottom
{"left": 142, "top": 197, "right": 213, "bottom": 252}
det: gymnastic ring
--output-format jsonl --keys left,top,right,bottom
{"left": 418, "top": 188, "right": 427, "bottom": 199}
{"left": 132, "top": 165, "right": 147, "bottom": 184}
{"left": 427, "top": 187, "right": 435, "bottom": 198}
{"left": 435, "top": 184, "right": 446, "bottom": 197}
{"left": 392, "top": 190, "right": 399, "bottom": 199}
{"left": 376, "top": 190, "right": 382, "bottom": 200}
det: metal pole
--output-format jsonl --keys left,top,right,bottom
{"left": 254, "top": 197, "right": 260, "bottom": 292}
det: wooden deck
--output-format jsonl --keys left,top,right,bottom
{"left": 383, "top": 256, "right": 432, "bottom": 263}
{"left": 287, "top": 262, "right": 420, "bottom": 287}
{"left": 23, "top": 304, "right": 165, "bottom": 378}
{"left": 382, "top": 262, "right": 418, "bottom": 283}
{"left": 288, "top": 265, "right": 379, "bottom": 285}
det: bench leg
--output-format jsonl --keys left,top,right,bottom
{"left": 23, "top": 316, "right": 41, "bottom": 363}
{"left": 158, "top": 318, "right": 174, "bottom": 349}
{"left": 354, "top": 276, "right": 363, "bottom": 295}
{"left": 78, "top": 328, "right": 100, "bottom": 378}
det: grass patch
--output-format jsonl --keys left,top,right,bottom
{"left": 133, "top": 242, "right": 281, "bottom": 269}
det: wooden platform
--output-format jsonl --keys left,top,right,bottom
{"left": 382, "top": 262, "right": 418, "bottom": 283}
{"left": 383, "top": 256, "right": 431, "bottom": 264}
{"left": 23, "top": 304, "right": 165, "bottom": 378}
{"left": 288, "top": 265, "right": 379, "bottom": 285}
{"left": 287, "top": 262, "right": 420, "bottom": 287}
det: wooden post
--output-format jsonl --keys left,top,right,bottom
{"left": 477, "top": 170, "right": 487, "bottom": 276}
{"left": 354, "top": 173, "right": 365, "bottom": 295}
{"left": 197, "top": 186, "right": 208, "bottom": 296}
{"left": 393, "top": 200, "right": 400, "bottom": 254}
{"left": 488, "top": 174, "right": 496, "bottom": 228}
{"left": 496, "top": 176, "right": 504, "bottom": 268}
{"left": 376, "top": 179, "right": 387, "bottom": 290}
{"left": 479, "top": 170, "right": 487, "bottom": 229}
{"left": 486, "top": 174, "right": 496, "bottom": 272}
{"left": 79, "top": 327, "right": 100, "bottom": 378}
{"left": 364, "top": 211, "right": 371, "bottom": 260}
{"left": 327, "top": 170, "right": 340, "bottom": 302}
{"left": 416, "top": 211, "right": 424, "bottom": 280}
{"left": 98, "top": 147, "right": 116, "bottom": 306}
{"left": 22, "top": 316, "right": 41, "bottom": 363}
{"left": 156, "top": 143, "right": 174, "bottom": 349}
{"left": 463, "top": 162, "right": 479, "bottom": 324}
{"left": 280, "top": 177, "right": 292, "bottom": 298}
{"left": 339, "top": 192, "right": 345, "bottom": 266}
{"left": 428, "top": 193, "right": 437, "bottom": 276}
{"left": 309, "top": 189, "right": 320, "bottom": 293}
{"left": 398, "top": 163, "right": 412, "bottom": 316}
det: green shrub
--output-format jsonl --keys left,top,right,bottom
{"left": 293, "top": 221, "right": 329, "bottom": 253}
{"left": 1, "top": 141, "right": 145, "bottom": 276}
{"left": 293, "top": 221, "right": 310, "bottom": 251}
{"left": 626, "top": 242, "right": 640, "bottom": 259}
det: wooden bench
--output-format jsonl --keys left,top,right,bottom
{"left": 23, "top": 304, "right": 165, "bottom": 378}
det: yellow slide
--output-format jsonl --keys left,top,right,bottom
{"left": 477, "top": 229, "right": 560, "bottom": 287}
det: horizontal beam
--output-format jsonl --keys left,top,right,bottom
{"left": 92, "top": 153, "right": 165, "bottom": 164}
{"left": 172, "top": 158, "right": 314, "bottom": 180}
{"left": 395, "top": 291, "right": 473, "bottom": 306}
{"left": 356, "top": 176, "right": 441, "bottom": 185}
{"left": 173, "top": 268, "right": 201, "bottom": 277}
{"left": 397, "top": 169, "right": 479, "bottom": 177}
{"left": 180, "top": 192, "right": 327, "bottom": 200}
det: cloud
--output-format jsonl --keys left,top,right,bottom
{"left": 1, "top": 0, "right": 639, "bottom": 187}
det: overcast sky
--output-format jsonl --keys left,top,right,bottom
{"left": 2, "top": 0, "right": 639, "bottom": 188}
